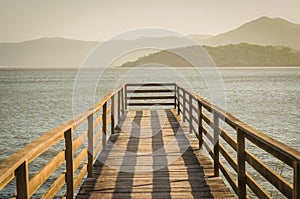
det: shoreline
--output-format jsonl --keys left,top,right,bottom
{"left": 1, "top": 66, "right": 300, "bottom": 70}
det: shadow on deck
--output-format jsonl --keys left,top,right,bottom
{"left": 76, "top": 109, "right": 233, "bottom": 199}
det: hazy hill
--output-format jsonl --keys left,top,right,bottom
{"left": 121, "top": 43, "right": 300, "bottom": 67}
{"left": 1, "top": 17, "right": 300, "bottom": 67}
{"left": 195, "top": 17, "right": 300, "bottom": 50}
{"left": 0, "top": 37, "right": 99, "bottom": 67}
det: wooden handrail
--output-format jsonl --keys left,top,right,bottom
{"left": 0, "top": 83, "right": 125, "bottom": 198}
{"left": 175, "top": 82, "right": 300, "bottom": 199}
{"left": 125, "top": 83, "right": 176, "bottom": 109}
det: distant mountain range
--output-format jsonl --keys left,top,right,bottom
{"left": 0, "top": 16, "right": 300, "bottom": 67}
{"left": 190, "top": 17, "right": 300, "bottom": 50}
{"left": 0, "top": 38, "right": 98, "bottom": 67}
{"left": 122, "top": 43, "right": 300, "bottom": 67}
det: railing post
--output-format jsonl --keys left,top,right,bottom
{"left": 213, "top": 112, "right": 220, "bottom": 177}
{"left": 102, "top": 102, "right": 107, "bottom": 149}
{"left": 122, "top": 86, "right": 125, "bottom": 114}
{"left": 189, "top": 94, "right": 193, "bottom": 134}
{"left": 64, "top": 128, "right": 74, "bottom": 199}
{"left": 183, "top": 90, "right": 186, "bottom": 122}
{"left": 118, "top": 90, "right": 121, "bottom": 124}
{"left": 15, "top": 160, "right": 29, "bottom": 199}
{"left": 293, "top": 161, "right": 300, "bottom": 199}
{"left": 198, "top": 100, "right": 203, "bottom": 149}
{"left": 111, "top": 95, "right": 115, "bottom": 134}
{"left": 124, "top": 85, "right": 127, "bottom": 111}
{"left": 174, "top": 84, "right": 176, "bottom": 109}
{"left": 177, "top": 86, "right": 180, "bottom": 115}
{"left": 87, "top": 114, "right": 93, "bottom": 178}
{"left": 237, "top": 127, "right": 246, "bottom": 199}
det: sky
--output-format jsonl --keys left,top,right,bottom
{"left": 0, "top": 0, "right": 300, "bottom": 42}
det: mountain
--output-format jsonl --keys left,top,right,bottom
{"left": 197, "top": 17, "right": 300, "bottom": 50}
{"left": 121, "top": 43, "right": 300, "bottom": 67}
{"left": 1, "top": 17, "right": 300, "bottom": 67}
{"left": 0, "top": 37, "right": 99, "bottom": 67}
{"left": 0, "top": 36, "right": 190, "bottom": 68}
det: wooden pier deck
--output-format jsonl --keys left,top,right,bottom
{"left": 76, "top": 109, "right": 233, "bottom": 198}
{"left": 1, "top": 83, "right": 299, "bottom": 199}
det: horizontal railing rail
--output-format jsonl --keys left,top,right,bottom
{"left": 125, "top": 83, "right": 176, "bottom": 108}
{"left": 0, "top": 83, "right": 126, "bottom": 199}
{"left": 175, "top": 83, "right": 300, "bottom": 199}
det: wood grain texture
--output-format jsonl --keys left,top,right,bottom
{"left": 76, "top": 109, "right": 233, "bottom": 198}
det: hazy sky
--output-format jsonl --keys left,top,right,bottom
{"left": 1, "top": 0, "right": 300, "bottom": 42}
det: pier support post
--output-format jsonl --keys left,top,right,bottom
{"left": 118, "top": 90, "right": 121, "bottom": 124}
{"left": 64, "top": 128, "right": 74, "bottom": 199}
{"left": 213, "top": 112, "right": 220, "bottom": 177}
{"left": 15, "top": 160, "right": 29, "bottom": 199}
{"left": 189, "top": 94, "right": 193, "bottom": 134}
{"left": 111, "top": 95, "right": 115, "bottom": 134}
{"left": 237, "top": 128, "right": 246, "bottom": 199}
{"left": 87, "top": 114, "right": 94, "bottom": 178}
{"left": 174, "top": 84, "right": 176, "bottom": 109}
{"left": 122, "top": 86, "right": 125, "bottom": 114}
{"left": 198, "top": 100, "right": 203, "bottom": 149}
{"left": 177, "top": 86, "right": 180, "bottom": 115}
{"left": 183, "top": 91, "right": 186, "bottom": 122}
{"left": 102, "top": 102, "right": 107, "bottom": 149}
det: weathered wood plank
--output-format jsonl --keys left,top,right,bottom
{"left": 76, "top": 109, "right": 233, "bottom": 198}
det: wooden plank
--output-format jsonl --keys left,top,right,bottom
{"left": 0, "top": 173, "right": 14, "bottom": 190}
{"left": 74, "top": 148, "right": 87, "bottom": 172}
{"left": 128, "top": 102, "right": 175, "bottom": 106}
{"left": 42, "top": 173, "right": 65, "bottom": 199}
{"left": 15, "top": 160, "right": 29, "bottom": 199}
{"left": 219, "top": 161, "right": 238, "bottom": 195}
{"left": 129, "top": 96, "right": 175, "bottom": 100}
{"left": 189, "top": 94, "right": 193, "bottom": 134}
{"left": 77, "top": 109, "right": 233, "bottom": 198}
{"left": 245, "top": 150, "right": 293, "bottom": 198}
{"left": 219, "top": 144, "right": 237, "bottom": 172}
{"left": 246, "top": 174, "right": 271, "bottom": 199}
{"left": 126, "top": 89, "right": 174, "bottom": 93}
{"left": 202, "top": 113, "right": 213, "bottom": 129}
{"left": 126, "top": 83, "right": 175, "bottom": 87}
{"left": 121, "top": 86, "right": 127, "bottom": 115}
{"left": 213, "top": 112, "right": 220, "bottom": 177}
{"left": 237, "top": 128, "right": 246, "bottom": 199}
{"left": 93, "top": 127, "right": 102, "bottom": 144}
{"left": 29, "top": 150, "right": 65, "bottom": 196}
{"left": 74, "top": 164, "right": 87, "bottom": 190}
{"left": 87, "top": 113, "right": 93, "bottom": 178}
{"left": 72, "top": 130, "right": 87, "bottom": 152}
{"left": 102, "top": 102, "right": 107, "bottom": 150}
{"left": 220, "top": 128, "right": 237, "bottom": 151}
{"left": 111, "top": 95, "right": 115, "bottom": 134}
{"left": 198, "top": 100, "right": 203, "bottom": 149}
{"left": 64, "top": 128, "right": 74, "bottom": 199}
{"left": 118, "top": 90, "right": 121, "bottom": 122}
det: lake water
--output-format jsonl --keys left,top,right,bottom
{"left": 0, "top": 67, "right": 299, "bottom": 198}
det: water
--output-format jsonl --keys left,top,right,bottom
{"left": 0, "top": 67, "right": 299, "bottom": 198}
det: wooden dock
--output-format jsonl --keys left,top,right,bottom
{"left": 0, "top": 83, "right": 299, "bottom": 199}
{"left": 76, "top": 109, "right": 233, "bottom": 198}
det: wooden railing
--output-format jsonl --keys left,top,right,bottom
{"left": 175, "top": 83, "right": 300, "bottom": 199}
{"left": 125, "top": 83, "right": 176, "bottom": 109}
{"left": 0, "top": 83, "right": 126, "bottom": 199}
{"left": 1, "top": 82, "right": 299, "bottom": 199}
